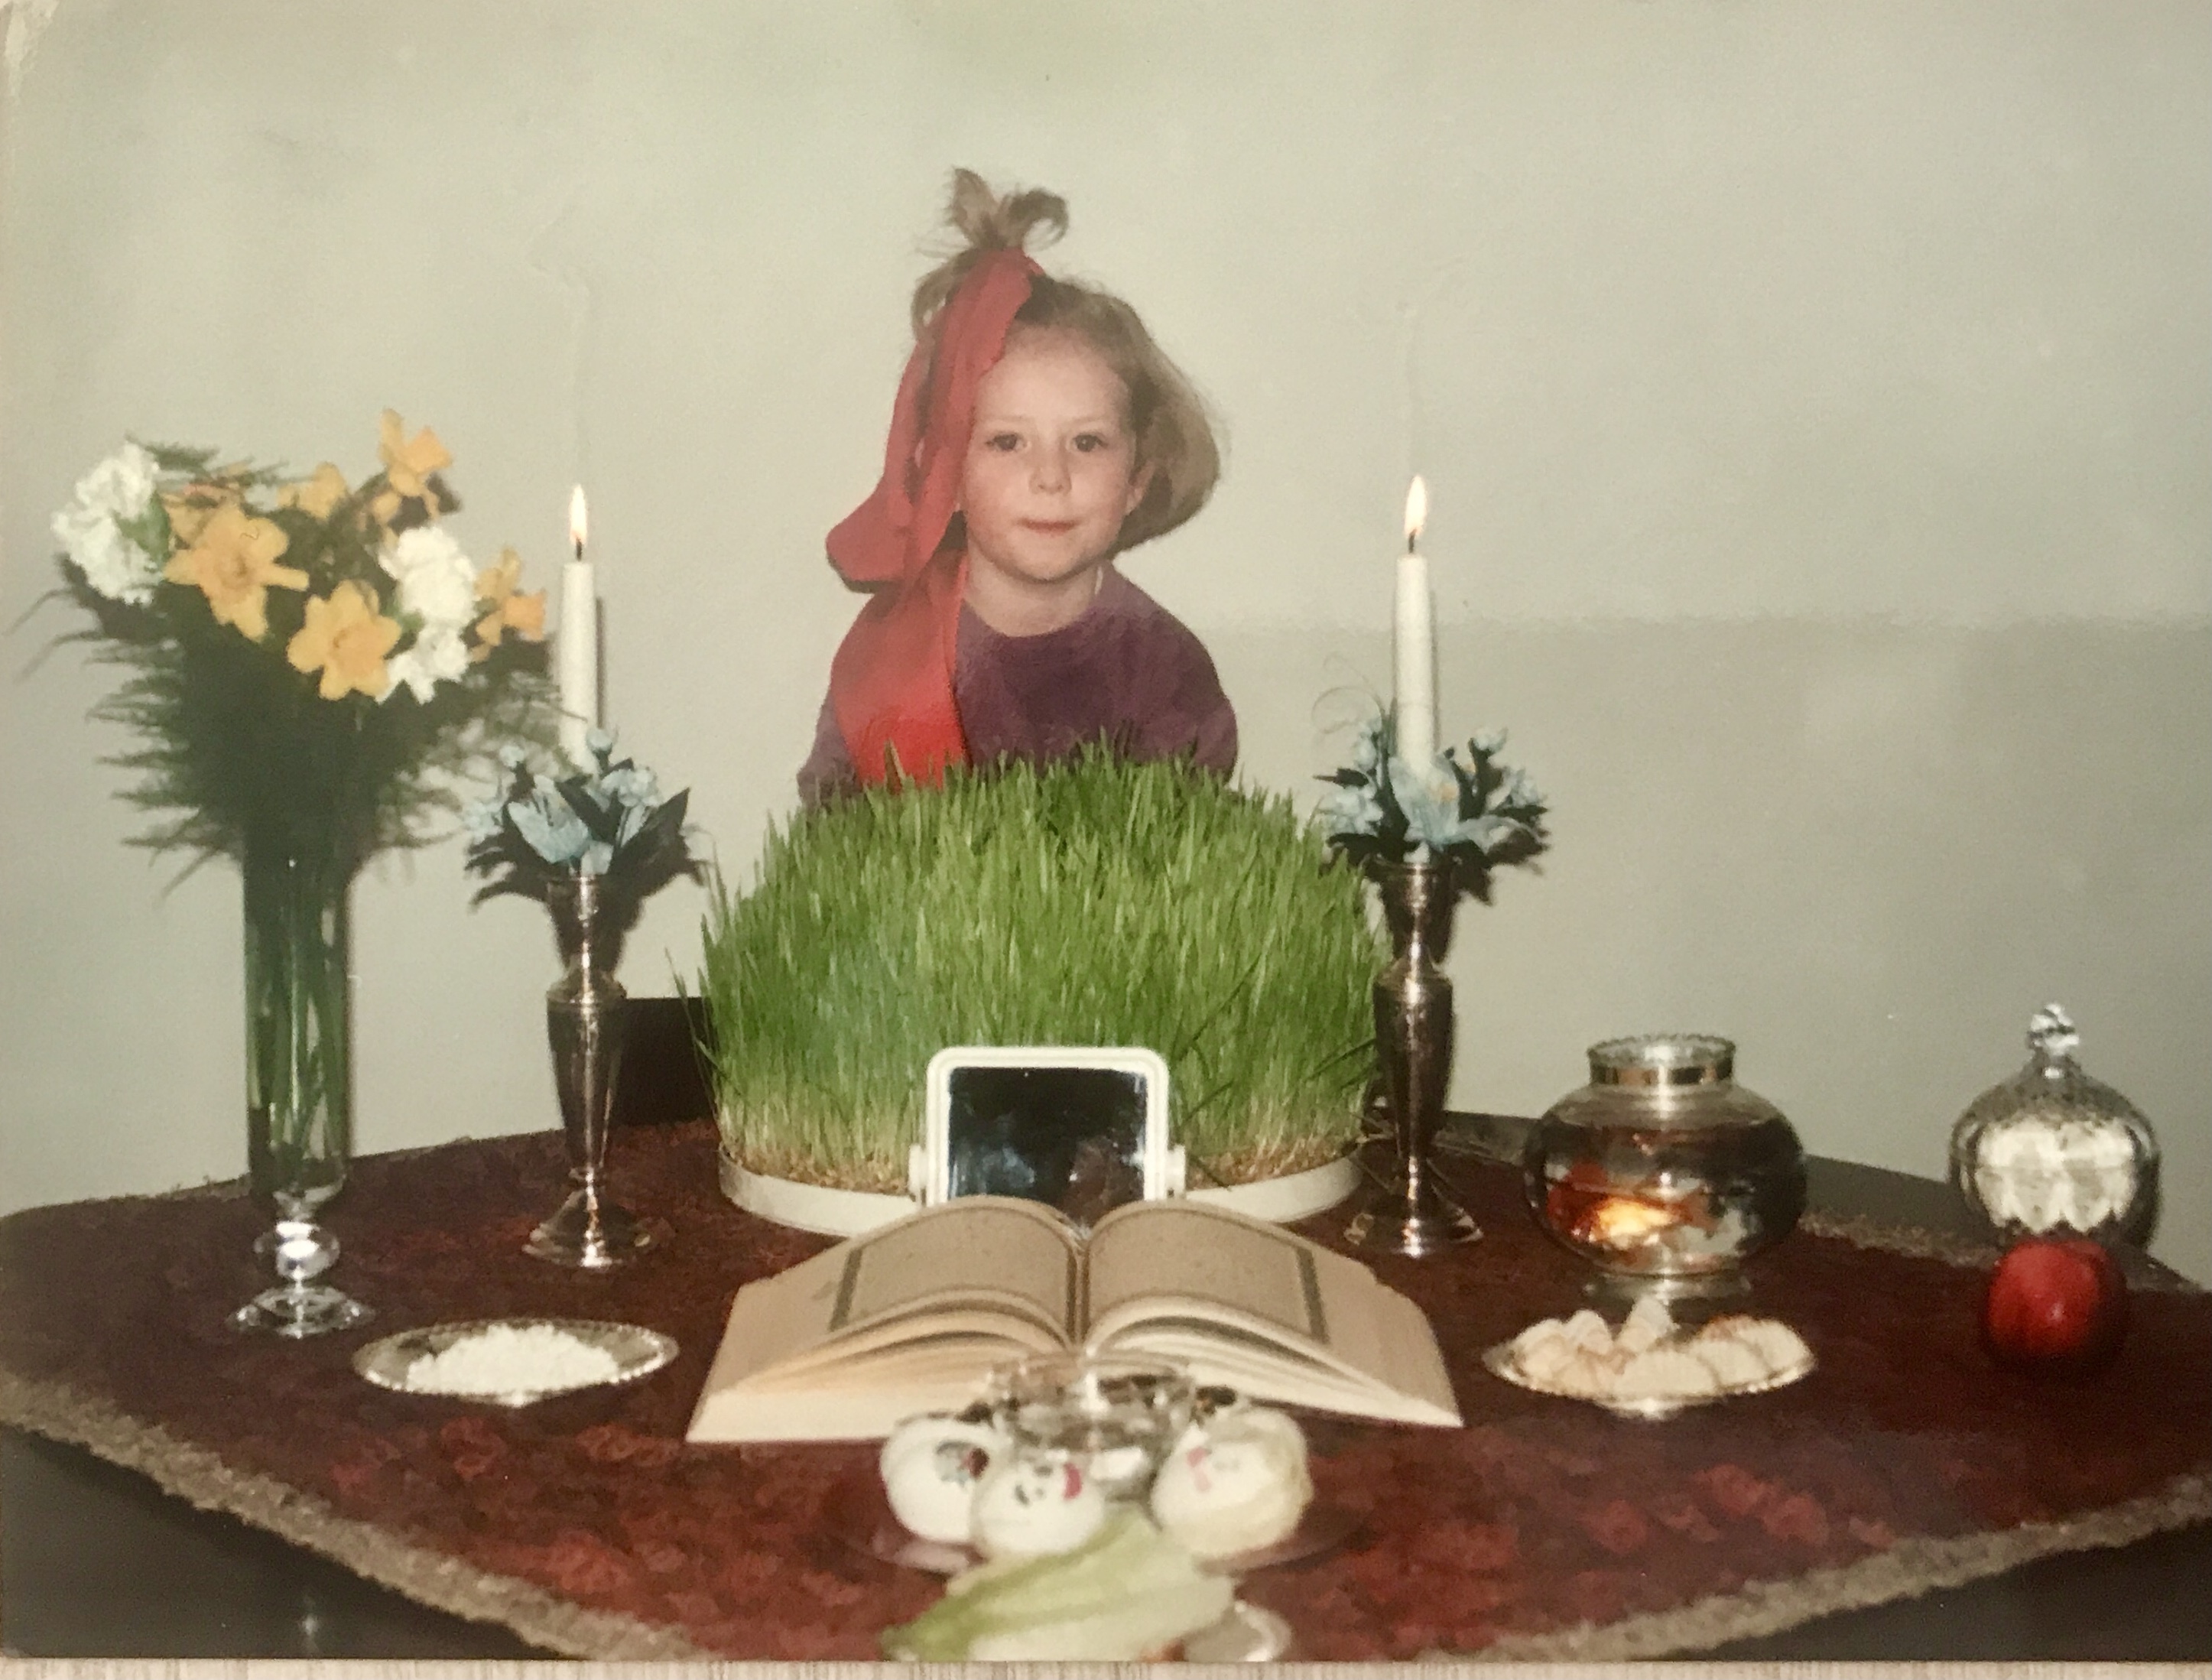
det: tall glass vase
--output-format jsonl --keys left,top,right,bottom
{"left": 527, "top": 872, "right": 665, "bottom": 1268}
{"left": 1344, "top": 856, "right": 1480, "bottom": 1256}
{"left": 229, "top": 836, "right": 374, "bottom": 1336}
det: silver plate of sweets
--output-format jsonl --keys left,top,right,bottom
{"left": 882, "top": 1597, "right": 1291, "bottom": 1664}
{"left": 1180, "top": 1600, "right": 1293, "bottom": 1662}
{"left": 1482, "top": 1304, "right": 1815, "bottom": 1421}
{"left": 353, "top": 1316, "right": 677, "bottom": 1408}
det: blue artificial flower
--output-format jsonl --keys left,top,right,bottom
{"left": 1455, "top": 813, "right": 1525, "bottom": 853}
{"left": 600, "top": 764, "right": 661, "bottom": 811}
{"left": 1502, "top": 769, "right": 1542, "bottom": 810}
{"left": 1391, "top": 757, "right": 1467, "bottom": 850}
{"left": 1469, "top": 727, "right": 1508, "bottom": 758}
{"left": 1318, "top": 782, "right": 1386, "bottom": 837}
{"left": 496, "top": 743, "right": 528, "bottom": 771}
{"left": 508, "top": 780, "right": 593, "bottom": 866}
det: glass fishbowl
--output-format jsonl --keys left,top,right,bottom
{"left": 1949, "top": 1005, "right": 2158, "bottom": 1245}
{"left": 1525, "top": 1035, "right": 1806, "bottom": 1312}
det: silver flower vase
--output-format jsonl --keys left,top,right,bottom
{"left": 528, "top": 872, "right": 665, "bottom": 1268}
{"left": 231, "top": 838, "right": 374, "bottom": 1337}
{"left": 1345, "top": 856, "right": 1480, "bottom": 1256}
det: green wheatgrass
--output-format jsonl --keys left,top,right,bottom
{"left": 696, "top": 750, "right": 1382, "bottom": 1194}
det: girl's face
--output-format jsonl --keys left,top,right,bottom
{"left": 959, "top": 328, "right": 1149, "bottom": 607}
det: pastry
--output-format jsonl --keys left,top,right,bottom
{"left": 1616, "top": 1293, "right": 1677, "bottom": 1354}
{"left": 971, "top": 1448, "right": 1109, "bottom": 1558}
{"left": 1687, "top": 1329, "right": 1769, "bottom": 1388}
{"left": 1614, "top": 1347, "right": 1720, "bottom": 1403}
{"left": 1149, "top": 1405, "right": 1312, "bottom": 1560}
{"left": 880, "top": 1410, "right": 1009, "bottom": 1545}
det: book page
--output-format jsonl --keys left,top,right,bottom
{"left": 686, "top": 1197, "right": 1083, "bottom": 1444}
{"left": 1085, "top": 1201, "right": 1324, "bottom": 1344}
{"left": 1084, "top": 1200, "right": 1460, "bottom": 1427}
{"left": 830, "top": 1195, "right": 1080, "bottom": 1342}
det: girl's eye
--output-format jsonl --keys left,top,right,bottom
{"left": 1073, "top": 433, "right": 1112, "bottom": 453}
{"left": 984, "top": 433, "right": 1022, "bottom": 453}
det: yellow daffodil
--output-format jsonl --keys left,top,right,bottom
{"left": 370, "top": 410, "right": 452, "bottom": 527}
{"left": 469, "top": 547, "right": 547, "bottom": 658}
{"left": 278, "top": 463, "right": 351, "bottom": 522}
{"left": 287, "top": 580, "right": 401, "bottom": 700}
{"left": 162, "top": 503, "right": 308, "bottom": 641}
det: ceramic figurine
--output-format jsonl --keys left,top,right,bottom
{"left": 880, "top": 1410, "right": 1010, "bottom": 1545}
{"left": 971, "top": 1448, "right": 1110, "bottom": 1558}
{"left": 1148, "top": 1405, "right": 1313, "bottom": 1560}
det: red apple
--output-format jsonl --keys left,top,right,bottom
{"left": 1982, "top": 1236, "right": 2129, "bottom": 1373}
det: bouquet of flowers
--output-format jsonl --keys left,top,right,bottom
{"left": 47, "top": 412, "right": 550, "bottom": 876}
{"left": 1318, "top": 707, "right": 1551, "bottom": 901}
{"left": 47, "top": 414, "right": 554, "bottom": 1321}
{"left": 463, "top": 730, "right": 700, "bottom": 917}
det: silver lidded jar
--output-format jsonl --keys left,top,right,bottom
{"left": 1948, "top": 1004, "right": 2158, "bottom": 1246}
{"left": 1525, "top": 1035, "right": 1806, "bottom": 1311}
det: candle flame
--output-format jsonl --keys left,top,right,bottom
{"left": 1403, "top": 476, "right": 1428, "bottom": 548}
{"left": 568, "top": 485, "right": 589, "bottom": 554}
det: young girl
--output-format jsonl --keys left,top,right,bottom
{"left": 798, "top": 170, "right": 1236, "bottom": 805}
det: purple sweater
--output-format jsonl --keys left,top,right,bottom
{"left": 798, "top": 567, "right": 1237, "bottom": 805}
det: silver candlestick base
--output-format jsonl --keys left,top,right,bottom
{"left": 529, "top": 872, "right": 666, "bottom": 1269}
{"left": 1344, "top": 856, "right": 1479, "bottom": 1256}
{"left": 526, "top": 1186, "right": 667, "bottom": 1270}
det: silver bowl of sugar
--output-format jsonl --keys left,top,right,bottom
{"left": 353, "top": 1316, "right": 678, "bottom": 1409}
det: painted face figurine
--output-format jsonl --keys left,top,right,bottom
{"left": 1148, "top": 1405, "right": 1313, "bottom": 1561}
{"left": 970, "top": 1447, "right": 1111, "bottom": 1558}
{"left": 879, "top": 1409, "right": 1010, "bottom": 1545}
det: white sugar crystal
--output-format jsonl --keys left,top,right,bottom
{"left": 1512, "top": 1324, "right": 1578, "bottom": 1383}
{"left": 1551, "top": 1347, "right": 1619, "bottom": 1398}
{"left": 403, "top": 1323, "right": 621, "bottom": 1396}
{"left": 1617, "top": 1294, "right": 1676, "bottom": 1354}
{"left": 1510, "top": 1318, "right": 1568, "bottom": 1358}
{"left": 1613, "top": 1347, "right": 1720, "bottom": 1403}
{"left": 1734, "top": 1319, "right": 1813, "bottom": 1378}
{"left": 1561, "top": 1308, "right": 1614, "bottom": 1353}
{"left": 1688, "top": 1331, "right": 1769, "bottom": 1388}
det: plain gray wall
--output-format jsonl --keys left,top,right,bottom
{"left": 3, "top": 1, "right": 2206, "bottom": 1279}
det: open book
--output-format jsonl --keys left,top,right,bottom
{"left": 686, "top": 1195, "right": 1460, "bottom": 1442}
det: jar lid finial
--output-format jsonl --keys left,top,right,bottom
{"left": 2028, "top": 1003, "right": 2080, "bottom": 1072}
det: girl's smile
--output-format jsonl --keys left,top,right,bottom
{"left": 958, "top": 327, "right": 1149, "bottom": 636}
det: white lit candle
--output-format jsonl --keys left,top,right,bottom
{"left": 558, "top": 484, "right": 598, "bottom": 767}
{"left": 1393, "top": 476, "right": 1435, "bottom": 768}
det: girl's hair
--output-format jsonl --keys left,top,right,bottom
{"left": 912, "top": 169, "right": 1220, "bottom": 554}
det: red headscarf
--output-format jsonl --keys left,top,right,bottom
{"left": 825, "top": 248, "right": 1039, "bottom": 786}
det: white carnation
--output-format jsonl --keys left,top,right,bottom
{"left": 384, "top": 628, "right": 469, "bottom": 703}
{"left": 382, "top": 526, "right": 478, "bottom": 635}
{"left": 52, "top": 442, "right": 162, "bottom": 603}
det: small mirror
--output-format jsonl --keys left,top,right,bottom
{"left": 924, "top": 1047, "right": 1174, "bottom": 1228}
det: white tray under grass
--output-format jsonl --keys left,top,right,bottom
{"left": 716, "top": 1140, "right": 1362, "bottom": 1236}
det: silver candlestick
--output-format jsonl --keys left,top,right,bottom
{"left": 1344, "top": 856, "right": 1480, "bottom": 1256}
{"left": 527, "top": 872, "right": 666, "bottom": 1268}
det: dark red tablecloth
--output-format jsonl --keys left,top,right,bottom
{"left": 2, "top": 1122, "right": 2205, "bottom": 1659}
